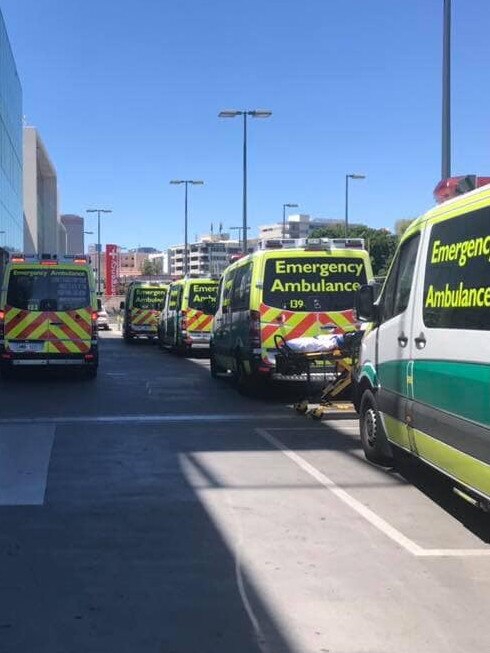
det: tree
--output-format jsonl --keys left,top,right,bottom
{"left": 309, "top": 223, "right": 398, "bottom": 276}
{"left": 141, "top": 259, "right": 158, "bottom": 276}
{"left": 394, "top": 218, "right": 414, "bottom": 237}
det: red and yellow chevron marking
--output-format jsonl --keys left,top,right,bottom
{"left": 185, "top": 309, "right": 213, "bottom": 333}
{"left": 4, "top": 306, "right": 93, "bottom": 354}
{"left": 259, "top": 302, "right": 357, "bottom": 351}
{"left": 130, "top": 308, "right": 159, "bottom": 328}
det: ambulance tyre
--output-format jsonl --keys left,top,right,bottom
{"left": 209, "top": 347, "right": 224, "bottom": 378}
{"left": 233, "top": 353, "right": 264, "bottom": 395}
{"left": 359, "top": 389, "right": 393, "bottom": 466}
{"left": 123, "top": 331, "right": 134, "bottom": 343}
{"left": 0, "top": 364, "right": 13, "bottom": 380}
{"left": 84, "top": 366, "right": 98, "bottom": 380}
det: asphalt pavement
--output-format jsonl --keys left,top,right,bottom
{"left": 0, "top": 331, "right": 489, "bottom": 653}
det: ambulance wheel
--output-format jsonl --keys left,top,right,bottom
{"left": 123, "top": 332, "right": 134, "bottom": 343}
{"left": 359, "top": 389, "right": 393, "bottom": 466}
{"left": 84, "top": 366, "right": 98, "bottom": 380}
{"left": 0, "top": 364, "right": 14, "bottom": 380}
{"left": 210, "top": 348, "right": 224, "bottom": 378}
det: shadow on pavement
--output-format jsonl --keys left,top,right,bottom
{"left": 0, "top": 423, "right": 295, "bottom": 653}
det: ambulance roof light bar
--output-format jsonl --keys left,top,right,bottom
{"left": 260, "top": 237, "right": 365, "bottom": 250}
{"left": 434, "top": 175, "right": 490, "bottom": 204}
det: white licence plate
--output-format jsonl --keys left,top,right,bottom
{"left": 8, "top": 341, "right": 45, "bottom": 353}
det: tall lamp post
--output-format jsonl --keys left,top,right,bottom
{"left": 218, "top": 109, "right": 272, "bottom": 253}
{"left": 442, "top": 0, "right": 451, "bottom": 179}
{"left": 282, "top": 203, "right": 299, "bottom": 239}
{"left": 170, "top": 180, "right": 204, "bottom": 277}
{"left": 86, "top": 209, "right": 112, "bottom": 295}
{"left": 229, "top": 226, "right": 251, "bottom": 250}
{"left": 344, "top": 174, "right": 365, "bottom": 238}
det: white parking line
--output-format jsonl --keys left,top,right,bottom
{"left": 256, "top": 428, "right": 490, "bottom": 558}
{"left": 0, "top": 413, "right": 291, "bottom": 426}
{"left": 0, "top": 425, "right": 55, "bottom": 505}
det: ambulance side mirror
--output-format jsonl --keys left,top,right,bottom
{"left": 356, "top": 285, "right": 378, "bottom": 322}
{"left": 97, "top": 298, "right": 102, "bottom": 311}
{"left": 120, "top": 301, "right": 125, "bottom": 310}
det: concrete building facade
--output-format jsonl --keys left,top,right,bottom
{"left": 259, "top": 215, "right": 361, "bottom": 243}
{"left": 0, "top": 9, "right": 23, "bottom": 267}
{"left": 168, "top": 235, "right": 243, "bottom": 278}
{"left": 61, "top": 214, "right": 84, "bottom": 254}
{"left": 23, "top": 126, "right": 62, "bottom": 256}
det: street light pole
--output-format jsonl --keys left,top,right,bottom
{"left": 242, "top": 112, "right": 248, "bottom": 253}
{"left": 442, "top": 0, "right": 451, "bottom": 179}
{"left": 86, "top": 209, "right": 112, "bottom": 295}
{"left": 219, "top": 109, "right": 272, "bottom": 253}
{"left": 282, "top": 203, "right": 299, "bottom": 239}
{"left": 170, "top": 180, "right": 204, "bottom": 277}
{"left": 344, "top": 174, "right": 366, "bottom": 238}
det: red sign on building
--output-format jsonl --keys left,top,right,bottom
{"left": 105, "top": 244, "right": 119, "bottom": 296}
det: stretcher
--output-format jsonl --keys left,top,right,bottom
{"left": 274, "top": 330, "right": 363, "bottom": 418}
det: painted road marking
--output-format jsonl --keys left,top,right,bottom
{"left": 0, "top": 413, "right": 291, "bottom": 426}
{"left": 256, "top": 428, "right": 490, "bottom": 558}
{"left": 0, "top": 425, "right": 55, "bottom": 505}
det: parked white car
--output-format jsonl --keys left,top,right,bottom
{"left": 97, "top": 306, "right": 110, "bottom": 330}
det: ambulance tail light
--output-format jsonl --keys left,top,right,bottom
{"left": 434, "top": 175, "right": 490, "bottom": 204}
{"left": 40, "top": 260, "right": 58, "bottom": 266}
{"left": 249, "top": 310, "right": 261, "bottom": 347}
{"left": 180, "top": 309, "right": 188, "bottom": 332}
{"left": 10, "top": 256, "right": 25, "bottom": 263}
{"left": 0, "top": 310, "right": 4, "bottom": 339}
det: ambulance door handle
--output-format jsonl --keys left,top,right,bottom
{"left": 50, "top": 321, "right": 63, "bottom": 326}
{"left": 397, "top": 333, "right": 408, "bottom": 348}
{"left": 414, "top": 333, "right": 426, "bottom": 350}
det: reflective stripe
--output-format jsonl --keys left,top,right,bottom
{"left": 186, "top": 309, "right": 213, "bottom": 333}
{"left": 131, "top": 309, "right": 159, "bottom": 327}
{"left": 259, "top": 302, "right": 358, "bottom": 350}
{"left": 4, "top": 306, "right": 92, "bottom": 354}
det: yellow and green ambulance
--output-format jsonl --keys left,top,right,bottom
{"left": 158, "top": 278, "right": 219, "bottom": 354}
{"left": 121, "top": 281, "right": 168, "bottom": 341}
{"left": 0, "top": 254, "right": 99, "bottom": 378}
{"left": 356, "top": 177, "right": 490, "bottom": 509}
{"left": 210, "top": 238, "right": 372, "bottom": 386}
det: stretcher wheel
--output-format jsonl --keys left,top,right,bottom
{"left": 311, "top": 406, "right": 325, "bottom": 420}
{"left": 295, "top": 400, "right": 309, "bottom": 414}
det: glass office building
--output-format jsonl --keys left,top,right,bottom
{"left": 0, "top": 9, "right": 23, "bottom": 264}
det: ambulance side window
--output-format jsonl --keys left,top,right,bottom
{"left": 168, "top": 286, "right": 181, "bottom": 311}
{"left": 222, "top": 270, "right": 235, "bottom": 313}
{"left": 231, "top": 263, "right": 252, "bottom": 312}
{"left": 380, "top": 234, "right": 420, "bottom": 322}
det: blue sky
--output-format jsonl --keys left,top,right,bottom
{"left": 2, "top": 0, "right": 490, "bottom": 250}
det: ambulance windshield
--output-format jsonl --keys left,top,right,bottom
{"left": 263, "top": 256, "right": 367, "bottom": 311}
{"left": 188, "top": 282, "right": 218, "bottom": 315}
{"left": 7, "top": 269, "right": 90, "bottom": 311}
{"left": 133, "top": 287, "right": 167, "bottom": 310}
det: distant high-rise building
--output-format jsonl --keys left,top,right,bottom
{"left": 0, "top": 9, "right": 23, "bottom": 271}
{"left": 23, "top": 126, "right": 62, "bottom": 256}
{"left": 61, "top": 214, "right": 84, "bottom": 254}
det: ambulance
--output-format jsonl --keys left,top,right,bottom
{"left": 210, "top": 238, "right": 373, "bottom": 386}
{"left": 355, "top": 175, "right": 490, "bottom": 509}
{"left": 158, "top": 278, "right": 219, "bottom": 354}
{"left": 121, "top": 281, "right": 168, "bottom": 341}
{"left": 0, "top": 254, "right": 99, "bottom": 378}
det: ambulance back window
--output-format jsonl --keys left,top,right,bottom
{"left": 133, "top": 287, "right": 167, "bottom": 310}
{"left": 188, "top": 282, "right": 218, "bottom": 315}
{"left": 7, "top": 268, "right": 90, "bottom": 311}
{"left": 262, "top": 256, "right": 367, "bottom": 311}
